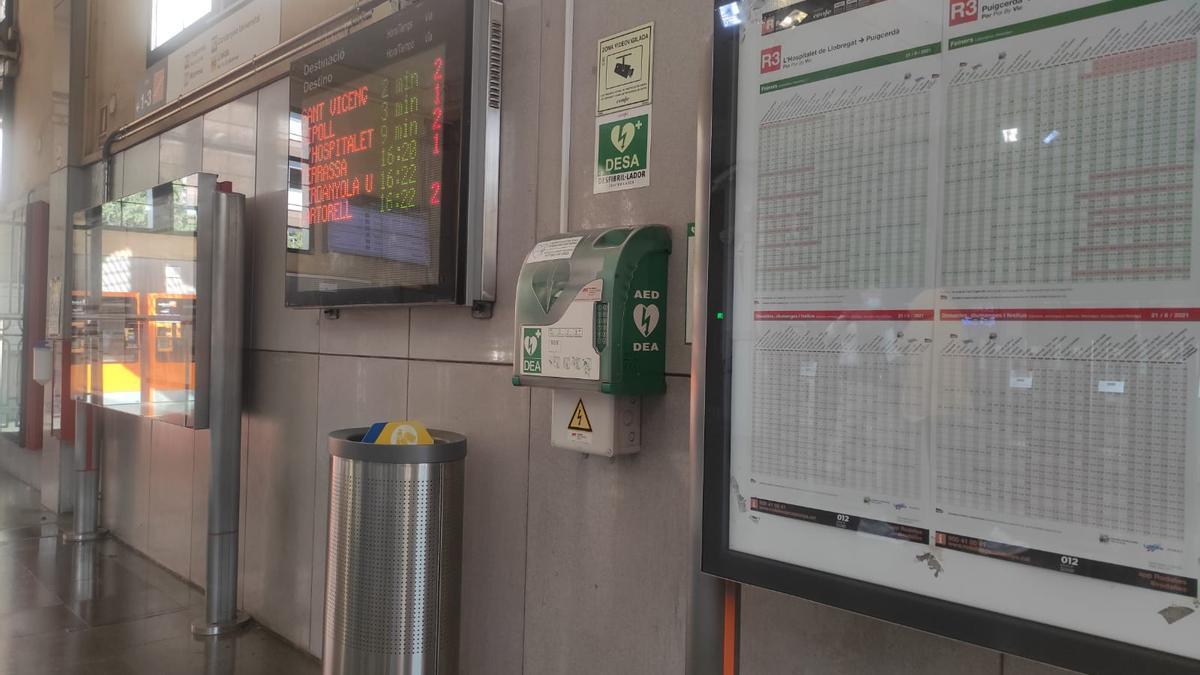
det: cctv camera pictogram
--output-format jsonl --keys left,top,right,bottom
{"left": 613, "top": 55, "right": 635, "bottom": 79}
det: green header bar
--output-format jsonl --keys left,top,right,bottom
{"left": 760, "top": 42, "right": 941, "bottom": 95}
{"left": 949, "top": 0, "right": 1166, "bottom": 50}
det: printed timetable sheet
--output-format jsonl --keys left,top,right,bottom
{"left": 933, "top": 309, "right": 1199, "bottom": 581}
{"left": 727, "top": 0, "right": 1200, "bottom": 659}
{"left": 757, "top": 77, "right": 935, "bottom": 295}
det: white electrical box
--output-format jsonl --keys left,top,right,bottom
{"left": 550, "top": 390, "right": 640, "bottom": 457}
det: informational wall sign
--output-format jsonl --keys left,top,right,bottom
{"left": 525, "top": 235, "right": 583, "bottom": 263}
{"left": 705, "top": 1, "right": 1200, "bottom": 671}
{"left": 134, "top": 61, "right": 168, "bottom": 117}
{"left": 594, "top": 105, "right": 651, "bottom": 194}
{"left": 596, "top": 22, "right": 654, "bottom": 115}
{"left": 165, "top": 0, "right": 282, "bottom": 101}
{"left": 520, "top": 280, "right": 602, "bottom": 381}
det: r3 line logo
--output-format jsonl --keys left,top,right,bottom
{"left": 949, "top": 0, "right": 978, "bottom": 25}
{"left": 951, "top": 0, "right": 1025, "bottom": 26}
{"left": 760, "top": 45, "right": 782, "bottom": 73}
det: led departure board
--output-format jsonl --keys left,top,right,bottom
{"left": 286, "top": 1, "right": 476, "bottom": 307}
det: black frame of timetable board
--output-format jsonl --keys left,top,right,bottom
{"left": 285, "top": 1, "right": 472, "bottom": 308}
{"left": 700, "top": 4, "right": 1200, "bottom": 674}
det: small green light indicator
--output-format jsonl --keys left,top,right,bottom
{"left": 716, "top": 312, "right": 725, "bottom": 320}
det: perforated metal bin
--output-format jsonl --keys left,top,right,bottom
{"left": 323, "top": 428, "right": 466, "bottom": 675}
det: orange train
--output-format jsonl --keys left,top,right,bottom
{"left": 70, "top": 291, "right": 198, "bottom": 404}
{"left": 147, "top": 292, "right": 198, "bottom": 398}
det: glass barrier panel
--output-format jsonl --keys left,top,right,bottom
{"left": 70, "top": 173, "right": 212, "bottom": 426}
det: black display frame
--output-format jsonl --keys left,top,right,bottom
{"left": 699, "top": 4, "right": 1200, "bottom": 674}
{"left": 284, "top": 1, "right": 475, "bottom": 308}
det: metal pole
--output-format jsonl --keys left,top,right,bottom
{"left": 70, "top": 539, "right": 98, "bottom": 598}
{"left": 204, "top": 625, "right": 238, "bottom": 675}
{"left": 192, "top": 190, "right": 250, "bottom": 636}
{"left": 558, "top": 0, "right": 574, "bottom": 234}
{"left": 686, "top": 14, "right": 726, "bottom": 674}
{"left": 63, "top": 399, "right": 106, "bottom": 542}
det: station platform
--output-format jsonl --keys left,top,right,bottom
{"left": 0, "top": 469, "right": 318, "bottom": 675}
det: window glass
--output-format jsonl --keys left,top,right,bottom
{"left": 151, "top": 0, "right": 213, "bottom": 50}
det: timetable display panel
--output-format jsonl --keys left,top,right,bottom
{"left": 286, "top": 1, "right": 469, "bottom": 307}
{"left": 704, "top": 0, "right": 1200, "bottom": 671}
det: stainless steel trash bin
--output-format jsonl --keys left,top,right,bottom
{"left": 324, "top": 428, "right": 466, "bottom": 675}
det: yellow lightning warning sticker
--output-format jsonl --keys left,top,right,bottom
{"left": 568, "top": 399, "right": 593, "bottom": 432}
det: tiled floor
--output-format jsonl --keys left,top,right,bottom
{"left": 0, "top": 468, "right": 320, "bottom": 675}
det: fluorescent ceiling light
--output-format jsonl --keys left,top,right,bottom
{"left": 780, "top": 9, "right": 808, "bottom": 27}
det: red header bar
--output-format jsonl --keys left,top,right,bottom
{"left": 940, "top": 308, "right": 1200, "bottom": 322}
{"left": 755, "top": 309, "right": 934, "bottom": 321}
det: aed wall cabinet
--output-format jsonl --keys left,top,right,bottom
{"left": 513, "top": 226, "right": 671, "bottom": 395}
{"left": 285, "top": 0, "right": 502, "bottom": 312}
